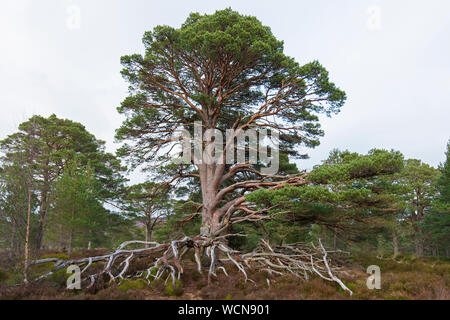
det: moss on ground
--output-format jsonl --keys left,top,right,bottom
{"left": 165, "top": 279, "right": 183, "bottom": 296}
{"left": 0, "top": 269, "right": 8, "bottom": 283}
{"left": 118, "top": 279, "right": 148, "bottom": 291}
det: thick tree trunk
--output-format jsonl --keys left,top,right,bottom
{"left": 35, "top": 182, "right": 50, "bottom": 251}
{"left": 200, "top": 208, "right": 223, "bottom": 237}
{"left": 199, "top": 208, "right": 224, "bottom": 270}
{"left": 415, "top": 229, "right": 424, "bottom": 258}
{"left": 23, "top": 186, "right": 32, "bottom": 283}
{"left": 145, "top": 224, "right": 153, "bottom": 243}
{"left": 199, "top": 214, "right": 211, "bottom": 237}
{"left": 35, "top": 218, "right": 45, "bottom": 251}
{"left": 35, "top": 208, "right": 47, "bottom": 251}
{"left": 412, "top": 206, "right": 424, "bottom": 258}
{"left": 393, "top": 230, "right": 399, "bottom": 257}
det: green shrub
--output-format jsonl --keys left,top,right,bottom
{"left": 394, "top": 254, "right": 405, "bottom": 261}
{"left": 165, "top": 280, "right": 183, "bottom": 296}
{"left": 27, "top": 265, "right": 69, "bottom": 288}
{"left": 28, "top": 254, "right": 71, "bottom": 283}
{"left": 5, "top": 270, "right": 23, "bottom": 285}
{"left": 0, "top": 269, "right": 8, "bottom": 283}
{"left": 118, "top": 279, "right": 148, "bottom": 292}
{"left": 343, "top": 281, "right": 357, "bottom": 292}
{"left": 49, "top": 268, "right": 70, "bottom": 288}
{"left": 404, "top": 255, "right": 417, "bottom": 263}
{"left": 147, "top": 267, "right": 158, "bottom": 279}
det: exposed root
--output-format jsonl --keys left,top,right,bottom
{"left": 26, "top": 236, "right": 353, "bottom": 295}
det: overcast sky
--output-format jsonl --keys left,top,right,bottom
{"left": 1, "top": 0, "right": 449, "bottom": 181}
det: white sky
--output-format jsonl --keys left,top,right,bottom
{"left": 1, "top": 0, "right": 449, "bottom": 181}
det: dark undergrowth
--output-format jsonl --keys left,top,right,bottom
{"left": 0, "top": 249, "right": 448, "bottom": 300}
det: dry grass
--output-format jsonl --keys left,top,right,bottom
{"left": 0, "top": 250, "right": 448, "bottom": 300}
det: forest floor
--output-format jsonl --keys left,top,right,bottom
{"left": 0, "top": 249, "right": 449, "bottom": 300}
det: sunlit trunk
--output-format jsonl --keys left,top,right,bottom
{"left": 145, "top": 224, "right": 153, "bottom": 243}
{"left": 35, "top": 173, "right": 50, "bottom": 251}
{"left": 200, "top": 208, "right": 222, "bottom": 237}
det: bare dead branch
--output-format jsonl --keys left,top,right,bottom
{"left": 26, "top": 236, "right": 352, "bottom": 295}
